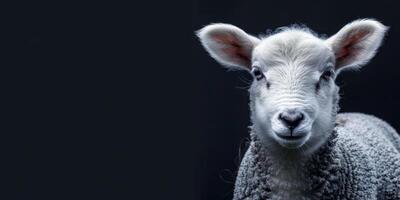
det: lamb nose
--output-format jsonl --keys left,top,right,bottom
{"left": 278, "top": 111, "right": 304, "bottom": 130}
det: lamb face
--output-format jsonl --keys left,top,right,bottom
{"left": 197, "top": 19, "right": 387, "bottom": 152}
{"left": 250, "top": 31, "right": 337, "bottom": 149}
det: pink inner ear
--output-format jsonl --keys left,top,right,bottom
{"left": 210, "top": 32, "right": 251, "bottom": 67}
{"left": 336, "top": 29, "right": 372, "bottom": 65}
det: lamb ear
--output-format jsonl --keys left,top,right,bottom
{"left": 196, "top": 23, "right": 260, "bottom": 70}
{"left": 325, "top": 19, "right": 388, "bottom": 73}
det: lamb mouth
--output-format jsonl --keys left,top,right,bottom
{"left": 275, "top": 133, "right": 305, "bottom": 140}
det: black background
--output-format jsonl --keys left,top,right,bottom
{"left": 9, "top": 0, "right": 400, "bottom": 200}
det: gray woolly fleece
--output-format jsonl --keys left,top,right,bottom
{"left": 233, "top": 113, "right": 400, "bottom": 200}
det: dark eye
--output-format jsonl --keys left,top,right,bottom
{"left": 321, "top": 70, "right": 333, "bottom": 81}
{"left": 251, "top": 67, "right": 264, "bottom": 81}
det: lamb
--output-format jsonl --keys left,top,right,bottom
{"left": 196, "top": 19, "right": 400, "bottom": 199}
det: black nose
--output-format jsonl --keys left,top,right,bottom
{"left": 279, "top": 111, "right": 304, "bottom": 130}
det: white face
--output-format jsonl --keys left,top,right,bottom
{"left": 197, "top": 19, "right": 387, "bottom": 151}
{"left": 250, "top": 32, "right": 337, "bottom": 149}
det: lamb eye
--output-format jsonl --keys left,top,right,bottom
{"left": 251, "top": 68, "right": 264, "bottom": 81}
{"left": 321, "top": 70, "right": 333, "bottom": 81}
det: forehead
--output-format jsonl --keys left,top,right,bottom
{"left": 252, "top": 29, "right": 334, "bottom": 71}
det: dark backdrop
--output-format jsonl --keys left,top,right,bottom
{"left": 192, "top": 0, "right": 400, "bottom": 200}
{"left": 9, "top": 1, "right": 400, "bottom": 200}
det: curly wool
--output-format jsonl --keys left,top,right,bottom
{"left": 233, "top": 113, "right": 400, "bottom": 200}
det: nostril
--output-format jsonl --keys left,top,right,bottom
{"left": 279, "top": 112, "right": 304, "bottom": 130}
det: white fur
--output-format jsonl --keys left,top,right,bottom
{"left": 251, "top": 29, "right": 335, "bottom": 150}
